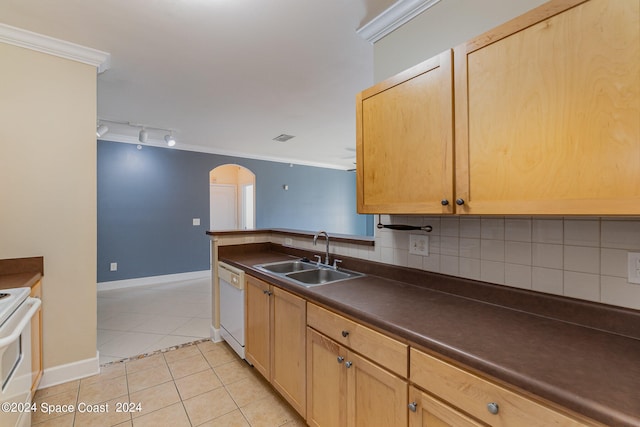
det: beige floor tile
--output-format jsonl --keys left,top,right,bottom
{"left": 126, "top": 364, "right": 172, "bottom": 393}
{"left": 212, "top": 360, "right": 252, "bottom": 385}
{"left": 225, "top": 375, "right": 274, "bottom": 408}
{"left": 113, "top": 421, "right": 133, "bottom": 427}
{"left": 34, "top": 380, "right": 80, "bottom": 400}
{"left": 162, "top": 344, "right": 201, "bottom": 363}
{"left": 167, "top": 353, "right": 210, "bottom": 379}
{"left": 129, "top": 381, "right": 181, "bottom": 419}
{"left": 72, "top": 396, "right": 132, "bottom": 427}
{"left": 30, "top": 412, "right": 75, "bottom": 427}
{"left": 81, "top": 363, "right": 127, "bottom": 386}
{"left": 240, "top": 393, "right": 300, "bottom": 427}
{"left": 131, "top": 402, "right": 191, "bottom": 427}
{"left": 195, "top": 339, "right": 219, "bottom": 353}
{"left": 201, "top": 343, "right": 238, "bottom": 367}
{"left": 32, "top": 390, "right": 78, "bottom": 425}
{"left": 196, "top": 409, "right": 250, "bottom": 427}
{"left": 78, "top": 375, "right": 129, "bottom": 404}
{"left": 174, "top": 368, "right": 223, "bottom": 400}
{"left": 125, "top": 354, "right": 167, "bottom": 375}
{"left": 182, "top": 387, "right": 238, "bottom": 426}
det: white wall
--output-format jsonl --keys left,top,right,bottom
{"left": 0, "top": 43, "right": 98, "bottom": 373}
{"left": 374, "top": 0, "right": 547, "bottom": 81}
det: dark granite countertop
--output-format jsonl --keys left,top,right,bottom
{"left": 218, "top": 244, "right": 640, "bottom": 427}
{"left": 0, "top": 256, "right": 43, "bottom": 291}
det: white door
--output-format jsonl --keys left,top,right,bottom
{"left": 210, "top": 184, "right": 237, "bottom": 230}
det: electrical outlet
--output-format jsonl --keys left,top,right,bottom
{"left": 284, "top": 238, "right": 293, "bottom": 246}
{"left": 110, "top": 262, "right": 118, "bottom": 272}
{"left": 628, "top": 252, "right": 640, "bottom": 284}
{"left": 409, "top": 234, "right": 429, "bottom": 256}
{"left": 193, "top": 218, "right": 200, "bottom": 226}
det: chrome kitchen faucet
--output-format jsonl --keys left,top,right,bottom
{"left": 313, "top": 231, "right": 331, "bottom": 266}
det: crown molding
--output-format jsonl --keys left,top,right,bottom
{"left": 0, "top": 23, "right": 111, "bottom": 73}
{"left": 356, "top": 0, "right": 442, "bottom": 44}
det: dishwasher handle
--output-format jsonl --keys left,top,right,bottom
{"left": 218, "top": 262, "right": 244, "bottom": 290}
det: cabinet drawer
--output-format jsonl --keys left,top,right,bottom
{"left": 307, "top": 303, "right": 407, "bottom": 377}
{"left": 410, "top": 349, "right": 596, "bottom": 427}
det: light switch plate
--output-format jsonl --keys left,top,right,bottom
{"left": 628, "top": 252, "right": 640, "bottom": 284}
{"left": 193, "top": 218, "right": 200, "bottom": 226}
{"left": 110, "top": 262, "right": 118, "bottom": 272}
{"left": 409, "top": 234, "right": 429, "bottom": 256}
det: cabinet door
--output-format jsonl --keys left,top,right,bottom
{"left": 347, "top": 351, "right": 408, "bottom": 427}
{"left": 357, "top": 49, "right": 454, "bottom": 214}
{"left": 455, "top": 0, "right": 640, "bottom": 215}
{"left": 409, "top": 386, "right": 486, "bottom": 427}
{"left": 271, "top": 287, "right": 306, "bottom": 418}
{"left": 245, "top": 275, "right": 271, "bottom": 379}
{"left": 306, "top": 328, "right": 347, "bottom": 427}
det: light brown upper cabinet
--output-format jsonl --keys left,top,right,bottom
{"left": 356, "top": 49, "right": 455, "bottom": 214}
{"left": 454, "top": 0, "right": 640, "bottom": 215}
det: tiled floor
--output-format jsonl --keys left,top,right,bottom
{"left": 97, "top": 278, "right": 213, "bottom": 364}
{"left": 32, "top": 340, "right": 306, "bottom": 426}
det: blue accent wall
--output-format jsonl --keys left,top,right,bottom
{"left": 97, "top": 140, "right": 372, "bottom": 282}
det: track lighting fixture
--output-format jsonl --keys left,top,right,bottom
{"left": 138, "top": 128, "right": 148, "bottom": 143}
{"left": 164, "top": 133, "right": 176, "bottom": 147}
{"left": 97, "top": 118, "right": 177, "bottom": 147}
{"left": 96, "top": 124, "right": 109, "bottom": 137}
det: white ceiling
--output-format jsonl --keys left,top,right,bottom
{"left": 0, "top": 0, "right": 395, "bottom": 169}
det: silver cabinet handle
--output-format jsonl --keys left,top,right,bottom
{"left": 263, "top": 289, "right": 272, "bottom": 296}
{"left": 408, "top": 402, "right": 417, "bottom": 412}
{"left": 441, "top": 199, "right": 449, "bottom": 206}
{"left": 345, "top": 361, "right": 352, "bottom": 368}
{"left": 341, "top": 330, "right": 349, "bottom": 337}
{"left": 456, "top": 198, "right": 465, "bottom": 206}
{"left": 487, "top": 402, "right": 499, "bottom": 415}
{"left": 337, "top": 356, "right": 344, "bottom": 364}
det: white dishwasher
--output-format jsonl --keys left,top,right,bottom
{"left": 218, "top": 262, "right": 245, "bottom": 359}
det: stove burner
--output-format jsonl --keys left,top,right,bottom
{"left": 0, "top": 293, "right": 9, "bottom": 300}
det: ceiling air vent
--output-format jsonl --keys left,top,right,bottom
{"left": 273, "top": 134, "right": 295, "bottom": 142}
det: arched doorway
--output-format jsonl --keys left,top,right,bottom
{"left": 209, "top": 164, "right": 256, "bottom": 230}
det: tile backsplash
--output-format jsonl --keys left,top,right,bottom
{"left": 216, "top": 218, "right": 640, "bottom": 311}
{"left": 366, "top": 216, "right": 640, "bottom": 311}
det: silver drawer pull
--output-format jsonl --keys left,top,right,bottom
{"left": 345, "top": 361, "right": 352, "bottom": 368}
{"left": 341, "top": 330, "right": 349, "bottom": 337}
{"left": 487, "top": 402, "right": 499, "bottom": 415}
{"left": 408, "top": 402, "right": 417, "bottom": 412}
{"left": 337, "top": 356, "right": 344, "bottom": 364}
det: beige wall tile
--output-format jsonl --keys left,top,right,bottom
{"left": 601, "top": 276, "right": 640, "bottom": 310}
{"left": 532, "top": 267, "right": 563, "bottom": 296}
{"left": 564, "top": 271, "right": 600, "bottom": 302}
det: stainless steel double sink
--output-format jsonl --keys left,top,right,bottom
{"left": 253, "top": 259, "right": 364, "bottom": 287}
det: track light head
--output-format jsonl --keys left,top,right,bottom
{"left": 164, "top": 134, "right": 176, "bottom": 147}
{"left": 96, "top": 124, "right": 109, "bottom": 137}
{"left": 138, "top": 128, "right": 148, "bottom": 143}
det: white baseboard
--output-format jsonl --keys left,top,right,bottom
{"left": 98, "top": 270, "right": 211, "bottom": 292}
{"left": 211, "top": 326, "right": 223, "bottom": 343}
{"left": 38, "top": 352, "right": 100, "bottom": 390}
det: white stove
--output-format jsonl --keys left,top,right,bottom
{"left": 0, "top": 288, "right": 30, "bottom": 326}
{"left": 0, "top": 287, "right": 40, "bottom": 427}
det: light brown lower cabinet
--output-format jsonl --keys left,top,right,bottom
{"left": 306, "top": 327, "right": 408, "bottom": 427}
{"left": 245, "top": 275, "right": 306, "bottom": 417}
{"left": 409, "top": 385, "right": 486, "bottom": 427}
{"left": 410, "top": 348, "right": 602, "bottom": 427}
